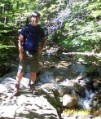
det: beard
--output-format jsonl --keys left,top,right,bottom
{"left": 31, "top": 19, "right": 38, "bottom": 26}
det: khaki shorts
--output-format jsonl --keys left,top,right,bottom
{"left": 18, "top": 51, "right": 39, "bottom": 73}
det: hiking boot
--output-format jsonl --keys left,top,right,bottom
{"left": 13, "top": 83, "right": 20, "bottom": 96}
{"left": 29, "top": 83, "right": 35, "bottom": 90}
{"left": 32, "top": 90, "right": 36, "bottom": 94}
{"left": 29, "top": 83, "right": 36, "bottom": 93}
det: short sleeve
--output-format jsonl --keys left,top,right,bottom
{"left": 20, "top": 26, "right": 26, "bottom": 37}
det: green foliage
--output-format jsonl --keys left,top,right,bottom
{"left": 55, "top": 0, "right": 101, "bottom": 54}
{"left": 42, "top": 0, "right": 101, "bottom": 71}
{"left": 0, "top": 44, "right": 17, "bottom": 62}
{"left": 0, "top": 0, "right": 38, "bottom": 76}
{"left": 0, "top": 44, "right": 18, "bottom": 76}
{"left": 64, "top": 109, "right": 90, "bottom": 115}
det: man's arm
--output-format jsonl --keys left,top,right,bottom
{"left": 18, "top": 34, "right": 24, "bottom": 60}
{"left": 38, "top": 37, "right": 47, "bottom": 53}
{"left": 40, "top": 37, "right": 47, "bottom": 49}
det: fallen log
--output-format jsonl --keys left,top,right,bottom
{"left": 63, "top": 52, "right": 101, "bottom": 58}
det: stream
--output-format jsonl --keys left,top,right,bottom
{"left": 38, "top": 47, "right": 101, "bottom": 117}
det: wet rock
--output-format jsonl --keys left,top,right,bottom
{"left": 69, "top": 63, "right": 86, "bottom": 74}
{"left": 59, "top": 80, "right": 85, "bottom": 97}
{"left": 74, "top": 83, "right": 85, "bottom": 97}
{"left": 90, "top": 92, "right": 101, "bottom": 116}
{"left": 58, "top": 86, "right": 72, "bottom": 96}
{"left": 39, "top": 71, "right": 56, "bottom": 83}
{"left": 92, "top": 78, "right": 101, "bottom": 91}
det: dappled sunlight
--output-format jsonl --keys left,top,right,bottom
{"left": 0, "top": 0, "right": 101, "bottom": 118}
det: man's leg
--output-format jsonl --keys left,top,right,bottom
{"left": 30, "top": 72, "right": 37, "bottom": 84}
{"left": 29, "top": 53, "right": 39, "bottom": 90}
{"left": 16, "top": 71, "right": 23, "bottom": 84}
{"left": 14, "top": 71, "right": 23, "bottom": 95}
{"left": 14, "top": 59, "right": 26, "bottom": 95}
{"left": 29, "top": 72, "right": 37, "bottom": 92}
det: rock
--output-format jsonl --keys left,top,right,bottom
{"left": 93, "top": 78, "right": 101, "bottom": 91}
{"left": 62, "top": 94, "right": 78, "bottom": 109}
{"left": 0, "top": 105, "right": 18, "bottom": 118}
{"left": 70, "top": 63, "right": 86, "bottom": 74}
{"left": 0, "top": 84, "right": 7, "bottom": 93}
{"left": 73, "top": 82, "right": 85, "bottom": 97}
{"left": 0, "top": 59, "right": 100, "bottom": 118}
{"left": 16, "top": 95, "right": 59, "bottom": 119}
{"left": 0, "top": 75, "right": 60, "bottom": 119}
{"left": 59, "top": 80, "right": 85, "bottom": 97}
{"left": 90, "top": 92, "right": 101, "bottom": 116}
{"left": 58, "top": 85, "right": 72, "bottom": 96}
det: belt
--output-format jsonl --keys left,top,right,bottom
{"left": 24, "top": 50, "right": 38, "bottom": 57}
{"left": 25, "top": 50, "right": 37, "bottom": 53}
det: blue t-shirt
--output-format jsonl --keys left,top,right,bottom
{"left": 20, "top": 24, "right": 45, "bottom": 53}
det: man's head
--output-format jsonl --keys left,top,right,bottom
{"left": 30, "top": 11, "right": 40, "bottom": 26}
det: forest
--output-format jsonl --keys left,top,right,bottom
{"left": 0, "top": 0, "right": 101, "bottom": 118}
{"left": 0, "top": 0, "right": 101, "bottom": 76}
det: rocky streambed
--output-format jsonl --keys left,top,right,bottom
{"left": 0, "top": 47, "right": 101, "bottom": 119}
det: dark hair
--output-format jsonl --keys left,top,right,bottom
{"left": 30, "top": 11, "right": 40, "bottom": 18}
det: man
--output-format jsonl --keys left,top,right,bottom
{"left": 14, "top": 11, "right": 46, "bottom": 95}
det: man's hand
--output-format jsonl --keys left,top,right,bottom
{"left": 38, "top": 47, "right": 43, "bottom": 54}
